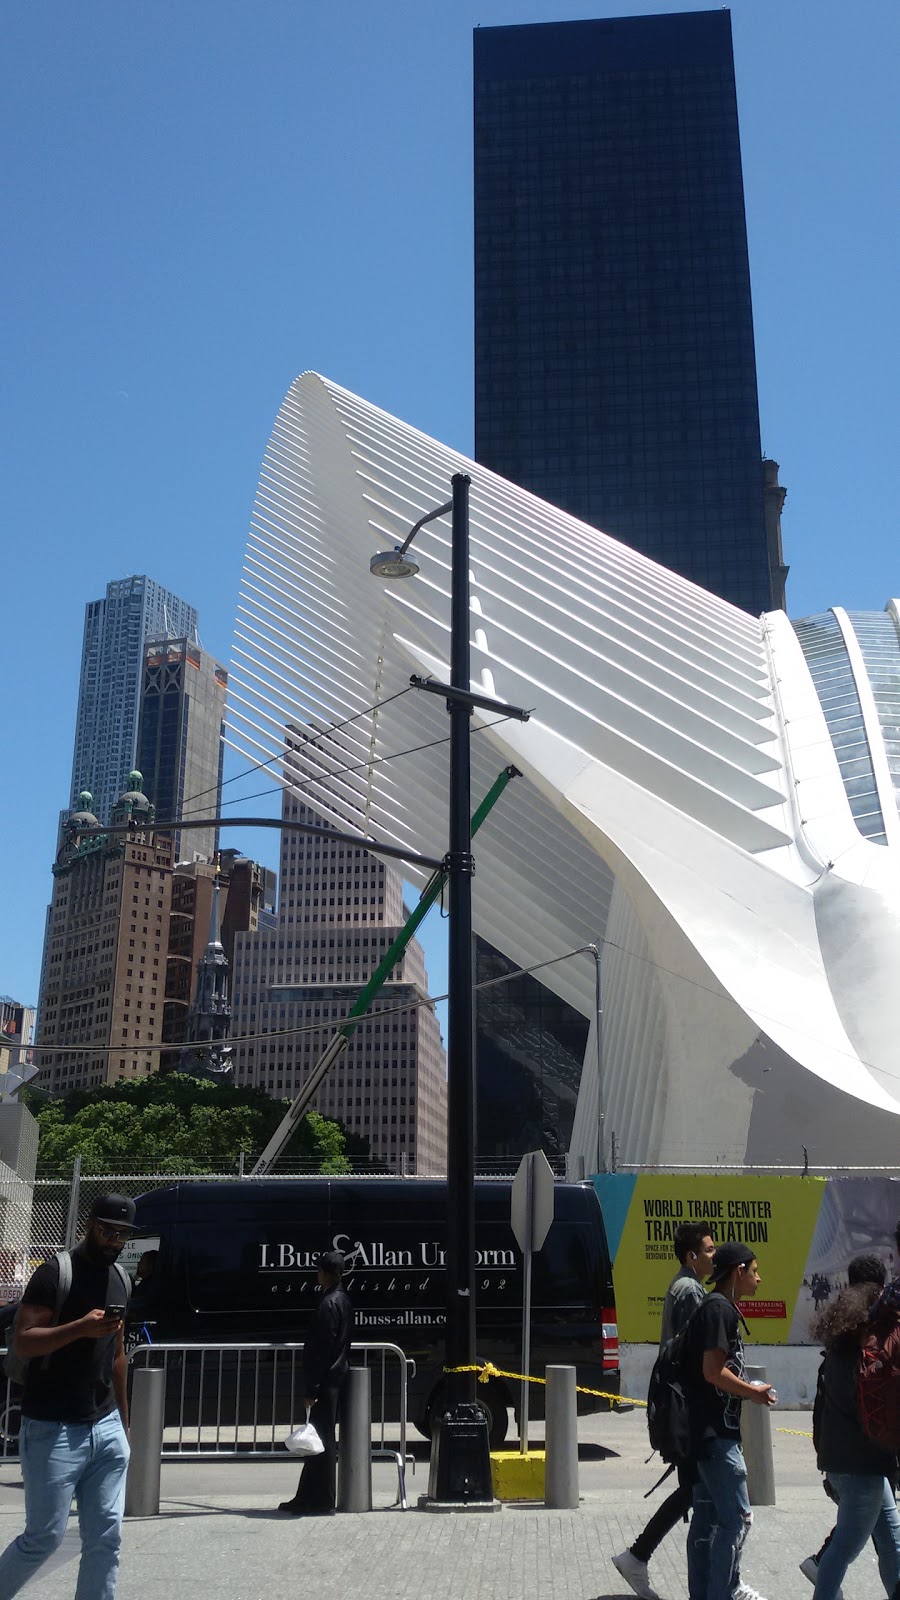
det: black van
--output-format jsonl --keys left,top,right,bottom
{"left": 131, "top": 1177, "right": 619, "bottom": 1447}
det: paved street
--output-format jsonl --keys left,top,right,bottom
{"left": 0, "top": 1409, "right": 890, "bottom": 1600}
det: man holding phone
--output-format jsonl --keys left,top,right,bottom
{"left": 0, "top": 1192, "right": 135, "bottom": 1600}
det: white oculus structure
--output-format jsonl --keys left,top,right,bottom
{"left": 226, "top": 372, "right": 900, "bottom": 1171}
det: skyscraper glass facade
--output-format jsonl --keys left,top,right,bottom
{"left": 70, "top": 575, "right": 197, "bottom": 824}
{"left": 474, "top": 9, "right": 774, "bottom": 614}
{"left": 475, "top": 938, "right": 589, "bottom": 1164}
{"left": 137, "top": 638, "right": 227, "bottom": 862}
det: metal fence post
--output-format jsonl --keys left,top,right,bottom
{"left": 63, "top": 1157, "right": 82, "bottom": 1250}
{"left": 125, "top": 1367, "right": 166, "bottom": 1517}
{"left": 742, "top": 1364, "right": 776, "bottom": 1506}
{"left": 544, "top": 1365, "right": 579, "bottom": 1509}
{"left": 337, "top": 1366, "right": 372, "bottom": 1513}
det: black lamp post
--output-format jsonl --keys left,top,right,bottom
{"left": 370, "top": 473, "right": 529, "bottom": 1504}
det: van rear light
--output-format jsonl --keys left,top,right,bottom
{"left": 602, "top": 1306, "right": 619, "bottom": 1371}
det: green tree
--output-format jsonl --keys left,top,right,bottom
{"left": 23, "top": 1075, "right": 366, "bottom": 1175}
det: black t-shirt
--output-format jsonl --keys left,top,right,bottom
{"left": 21, "top": 1251, "right": 121, "bottom": 1424}
{"left": 686, "top": 1291, "right": 746, "bottom": 1442}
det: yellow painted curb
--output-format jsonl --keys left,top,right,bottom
{"left": 490, "top": 1450, "right": 546, "bottom": 1501}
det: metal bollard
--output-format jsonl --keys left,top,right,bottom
{"left": 125, "top": 1367, "right": 166, "bottom": 1517}
{"left": 544, "top": 1365, "right": 579, "bottom": 1509}
{"left": 742, "top": 1364, "right": 776, "bottom": 1506}
{"left": 337, "top": 1366, "right": 372, "bottom": 1513}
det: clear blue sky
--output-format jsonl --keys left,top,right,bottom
{"left": 1, "top": 0, "right": 898, "bottom": 1013}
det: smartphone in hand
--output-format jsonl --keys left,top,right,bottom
{"left": 106, "top": 1303, "right": 126, "bottom": 1320}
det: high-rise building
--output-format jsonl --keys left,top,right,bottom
{"left": 231, "top": 788, "right": 447, "bottom": 1174}
{"left": 37, "top": 778, "right": 174, "bottom": 1093}
{"left": 0, "top": 1000, "right": 37, "bottom": 1099}
{"left": 70, "top": 576, "right": 197, "bottom": 825}
{"left": 179, "top": 881, "right": 234, "bottom": 1081}
{"left": 474, "top": 9, "right": 786, "bottom": 614}
{"left": 137, "top": 637, "right": 228, "bottom": 862}
{"left": 475, "top": 941, "right": 589, "bottom": 1165}
{"left": 162, "top": 854, "right": 276, "bottom": 1066}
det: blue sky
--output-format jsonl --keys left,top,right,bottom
{"left": 1, "top": 0, "right": 898, "bottom": 1015}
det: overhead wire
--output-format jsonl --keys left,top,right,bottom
{"left": 176, "top": 685, "right": 414, "bottom": 818}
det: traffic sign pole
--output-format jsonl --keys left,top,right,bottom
{"left": 510, "top": 1150, "right": 555, "bottom": 1455}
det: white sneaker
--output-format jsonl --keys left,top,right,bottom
{"left": 611, "top": 1550, "right": 662, "bottom": 1600}
{"left": 733, "top": 1585, "right": 768, "bottom": 1600}
{"left": 798, "top": 1556, "right": 844, "bottom": 1600}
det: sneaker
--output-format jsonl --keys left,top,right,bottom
{"left": 798, "top": 1556, "right": 843, "bottom": 1600}
{"left": 733, "top": 1586, "right": 768, "bottom": 1600}
{"left": 611, "top": 1550, "right": 661, "bottom": 1600}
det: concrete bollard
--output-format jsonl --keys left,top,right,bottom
{"left": 337, "top": 1366, "right": 372, "bottom": 1513}
{"left": 125, "top": 1367, "right": 166, "bottom": 1517}
{"left": 742, "top": 1364, "right": 776, "bottom": 1506}
{"left": 544, "top": 1365, "right": 579, "bottom": 1509}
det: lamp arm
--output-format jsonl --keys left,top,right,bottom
{"left": 396, "top": 497, "right": 453, "bottom": 557}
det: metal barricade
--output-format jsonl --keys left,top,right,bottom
{"left": 0, "top": 1370, "right": 21, "bottom": 1460}
{"left": 127, "top": 1340, "right": 414, "bottom": 1507}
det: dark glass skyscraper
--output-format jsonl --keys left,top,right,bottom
{"left": 474, "top": 9, "right": 784, "bottom": 614}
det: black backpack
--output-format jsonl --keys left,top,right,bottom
{"left": 646, "top": 1294, "right": 718, "bottom": 1465}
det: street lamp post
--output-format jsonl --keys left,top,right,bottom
{"left": 370, "top": 473, "right": 529, "bottom": 1505}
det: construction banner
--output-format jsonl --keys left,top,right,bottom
{"left": 594, "top": 1173, "right": 826, "bottom": 1344}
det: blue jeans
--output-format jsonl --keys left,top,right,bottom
{"left": 687, "top": 1437, "right": 752, "bottom": 1600}
{"left": 0, "top": 1410, "right": 130, "bottom": 1600}
{"left": 813, "top": 1473, "right": 900, "bottom": 1600}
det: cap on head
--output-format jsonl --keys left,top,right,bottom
{"left": 88, "top": 1193, "right": 137, "bottom": 1230}
{"left": 708, "top": 1241, "right": 756, "bottom": 1284}
{"left": 319, "top": 1249, "right": 346, "bottom": 1279}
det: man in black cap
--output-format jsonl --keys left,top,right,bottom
{"left": 684, "top": 1242, "right": 776, "bottom": 1600}
{"left": 280, "top": 1248, "right": 353, "bottom": 1516}
{"left": 0, "top": 1193, "right": 136, "bottom": 1599}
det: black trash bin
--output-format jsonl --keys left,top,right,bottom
{"left": 427, "top": 1402, "right": 494, "bottom": 1503}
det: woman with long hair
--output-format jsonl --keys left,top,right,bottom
{"left": 810, "top": 1279, "right": 900, "bottom": 1600}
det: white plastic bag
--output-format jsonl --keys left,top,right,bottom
{"left": 285, "top": 1408, "right": 324, "bottom": 1457}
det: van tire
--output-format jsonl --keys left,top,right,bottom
{"left": 419, "top": 1381, "right": 510, "bottom": 1452}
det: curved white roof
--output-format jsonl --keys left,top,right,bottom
{"left": 226, "top": 372, "right": 900, "bottom": 1169}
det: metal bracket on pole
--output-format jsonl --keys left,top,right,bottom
{"left": 409, "top": 675, "right": 531, "bottom": 723}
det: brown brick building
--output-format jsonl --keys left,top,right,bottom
{"left": 36, "top": 777, "right": 174, "bottom": 1092}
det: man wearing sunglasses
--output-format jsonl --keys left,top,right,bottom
{"left": 0, "top": 1192, "right": 135, "bottom": 1599}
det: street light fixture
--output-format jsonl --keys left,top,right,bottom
{"left": 370, "top": 473, "right": 529, "bottom": 1505}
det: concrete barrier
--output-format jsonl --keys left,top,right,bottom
{"left": 544, "top": 1365, "right": 579, "bottom": 1509}
{"left": 742, "top": 1364, "right": 777, "bottom": 1506}
{"left": 125, "top": 1367, "right": 165, "bottom": 1517}
{"left": 338, "top": 1366, "right": 372, "bottom": 1512}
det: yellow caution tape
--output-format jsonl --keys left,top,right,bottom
{"left": 776, "top": 1427, "right": 813, "bottom": 1437}
{"left": 444, "top": 1361, "right": 647, "bottom": 1408}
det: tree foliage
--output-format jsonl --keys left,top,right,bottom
{"left": 22, "top": 1074, "right": 370, "bottom": 1176}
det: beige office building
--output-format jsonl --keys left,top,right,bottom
{"left": 232, "top": 794, "right": 447, "bottom": 1173}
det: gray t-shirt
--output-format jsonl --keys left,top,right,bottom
{"left": 659, "top": 1265, "right": 705, "bottom": 1350}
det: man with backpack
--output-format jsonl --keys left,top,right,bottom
{"left": 613, "top": 1219, "right": 717, "bottom": 1600}
{"left": 683, "top": 1241, "right": 776, "bottom": 1600}
{"left": 0, "top": 1193, "right": 135, "bottom": 1600}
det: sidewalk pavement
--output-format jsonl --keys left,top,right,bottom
{"left": 0, "top": 1409, "right": 890, "bottom": 1600}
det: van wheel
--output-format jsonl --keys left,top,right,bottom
{"left": 420, "top": 1382, "right": 510, "bottom": 1451}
